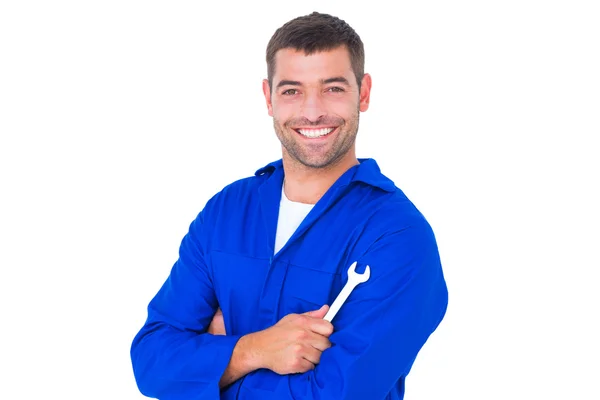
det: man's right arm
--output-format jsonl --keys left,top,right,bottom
{"left": 131, "top": 210, "right": 243, "bottom": 399}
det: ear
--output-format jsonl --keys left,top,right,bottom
{"left": 359, "top": 73, "right": 372, "bottom": 112}
{"left": 262, "top": 79, "right": 273, "bottom": 116}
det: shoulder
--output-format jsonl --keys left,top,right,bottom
{"left": 354, "top": 158, "right": 437, "bottom": 246}
{"left": 384, "top": 192, "right": 436, "bottom": 243}
{"left": 363, "top": 188, "right": 436, "bottom": 243}
{"left": 200, "top": 159, "right": 281, "bottom": 215}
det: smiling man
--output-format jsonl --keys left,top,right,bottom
{"left": 264, "top": 44, "right": 369, "bottom": 204}
{"left": 131, "top": 11, "right": 448, "bottom": 400}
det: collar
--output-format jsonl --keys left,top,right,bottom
{"left": 254, "top": 158, "right": 396, "bottom": 193}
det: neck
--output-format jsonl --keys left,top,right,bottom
{"left": 282, "top": 152, "right": 359, "bottom": 204}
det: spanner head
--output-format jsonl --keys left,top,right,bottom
{"left": 347, "top": 261, "right": 370, "bottom": 283}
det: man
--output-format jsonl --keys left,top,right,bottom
{"left": 131, "top": 11, "right": 448, "bottom": 400}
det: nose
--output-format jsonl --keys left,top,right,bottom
{"left": 300, "top": 91, "right": 326, "bottom": 122}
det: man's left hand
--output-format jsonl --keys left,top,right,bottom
{"left": 208, "top": 308, "right": 226, "bottom": 335}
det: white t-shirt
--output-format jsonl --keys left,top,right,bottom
{"left": 274, "top": 184, "right": 314, "bottom": 255}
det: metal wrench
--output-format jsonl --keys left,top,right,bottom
{"left": 323, "top": 261, "right": 370, "bottom": 322}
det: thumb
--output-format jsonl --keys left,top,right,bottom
{"left": 303, "top": 304, "right": 329, "bottom": 318}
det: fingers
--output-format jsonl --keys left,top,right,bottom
{"left": 301, "top": 305, "right": 334, "bottom": 337}
{"left": 260, "top": 310, "right": 334, "bottom": 375}
{"left": 307, "top": 332, "right": 332, "bottom": 352}
{"left": 303, "top": 304, "right": 329, "bottom": 318}
{"left": 307, "top": 318, "right": 334, "bottom": 337}
{"left": 295, "top": 357, "right": 316, "bottom": 373}
{"left": 208, "top": 308, "right": 226, "bottom": 335}
{"left": 301, "top": 344, "right": 324, "bottom": 365}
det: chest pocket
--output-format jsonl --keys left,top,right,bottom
{"left": 280, "top": 263, "right": 342, "bottom": 315}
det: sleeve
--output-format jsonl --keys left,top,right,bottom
{"left": 130, "top": 209, "right": 242, "bottom": 400}
{"left": 236, "top": 220, "right": 449, "bottom": 399}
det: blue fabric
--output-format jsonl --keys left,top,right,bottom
{"left": 131, "top": 158, "right": 448, "bottom": 400}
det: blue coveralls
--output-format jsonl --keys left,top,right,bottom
{"left": 131, "top": 158, "right": 448, "bottom": 399}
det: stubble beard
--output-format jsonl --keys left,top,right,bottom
{"left": 273, "top": 112, "right": 360, "bottom": 170}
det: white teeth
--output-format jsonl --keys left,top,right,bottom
{"left": 297, "top": 128, "right": 334, "bottom": 138}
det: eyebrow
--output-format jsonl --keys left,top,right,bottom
{"left": 322, "top": 76, "right": 350, "bottom": 86}
{"left": 276, "top": 76, "right": 351, "bottom": 89}
{"left": 276, "top": 80, "right": 302, "bottom": 89}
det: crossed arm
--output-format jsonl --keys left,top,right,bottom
{"left": 215, "top": 305, "right": 332, "bottom": 388}
{"left": 130, "top": 215, "right": 448, "bottom": 399}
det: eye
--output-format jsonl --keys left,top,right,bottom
{"left": 282, "top": 88, "right": 298, "bottom": 95}
{"left": 327, "top": 86, "right": 345, "bottom": 93}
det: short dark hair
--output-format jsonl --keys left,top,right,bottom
{"left": 266, "top": 12, "right": 365, "bottom": 90}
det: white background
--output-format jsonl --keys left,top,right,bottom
{"left": 1, "top": 1, "right": 599, "bottom": 399}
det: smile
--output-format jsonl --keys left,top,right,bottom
{"left": 295, "top": 127, "right": 335, "bottom": 138}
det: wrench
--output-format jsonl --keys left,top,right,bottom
{"left": 323, "top": 261, "right": 370, "bottom": 322}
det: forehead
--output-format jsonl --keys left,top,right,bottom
{"left": 273, "top": 46, "right": 355, "bottom": 84}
